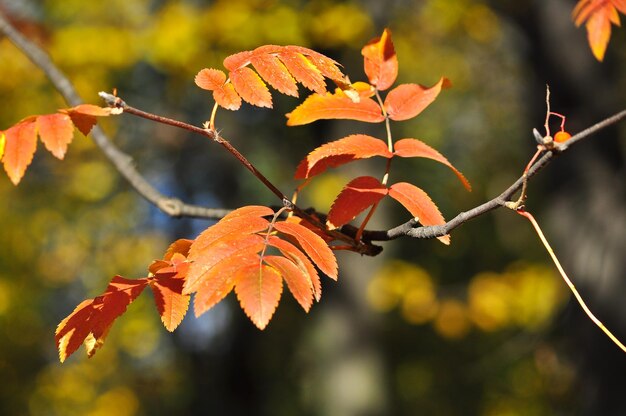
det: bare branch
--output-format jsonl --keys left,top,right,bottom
{"left": 0, "top": 12, "right": 227, "bottom": 220}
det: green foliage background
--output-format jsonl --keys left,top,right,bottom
{"left": 1, "top": 0, "right": 625, "bottom": 415}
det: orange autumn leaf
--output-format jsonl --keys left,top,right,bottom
{"left": 55, "top": 276, "right": 149, "bottom": 362}
{"left": 197, "top": 44, "right": 348, "bottom": 110}
{"left": 268, "top": 235, "right": 322, "bottom": 301}
{"left": 181, "top": 206, "right": 337, "bottom": 328}
{"left": 37, "top": 113, "right": 74, "bottom": 159}
{"left": 230, "top": 67, "right": 273, "bottom": 108}
{"left": 388, "top": 182, "right": 450, "bottom": 245}
{"left": 294, "top": 134, "right": 392, "bottom": 179}
{"left": 361, "top": 28, "right": 398, "bottom": 91}
{"left": 286, "top": 89, "right": 385, "bottom": 126}
{"left": 573, "top": 0, "right": 626, "bottom": 61}
{"left": 194, "top": 68, "right": 227, "bottom": 90}
{"left": 384, "top": 78, "right": 450, "bottom": 121}
{"left": 234, "top": 263, "right": 283, "bottom": 330}
{"left": 273, "top": 220, "right": 338, "bottom": 280}
{"left": 264, "top": 255, "right": 314, "bottom": 312}
{"left": 394, "top": 138, "right": 471, "bottom": 191}
{"left": 61, "top": 104, "right": 116, "bottom": 136}
{"left": 2, "top": 120, "right": 37, "bottom": 185}
{"left": 327, "top": 176, "right": 389, "bottom": 229}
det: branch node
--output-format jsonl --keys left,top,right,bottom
{"left": 98, "top": 91, "right": 125, "bottom": 108}
{"left": 157, "top": 198, "right": 184, "bottom": 217}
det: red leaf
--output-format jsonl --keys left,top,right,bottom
{"left": 394, "top": 138, "right": 471, "bottom": 191}
{"left": 361, "top": 28, "right": 398, "bottom": 91}
{"left": 273, "top": 221, "right": 338, "bottom": 280}
{"left": 150, "top": 275, "right": 190, "bottom": 331}
{"left": 234, "top": 263, "right": 283, "bottom": 330}
{"left": 195, "top": 68, "right": 227, "bottom": 90}
{"left": 213, "top": 83, "right": 242, "bottom": 111}
{"left": 286, "top": 89, "right": 385, "bottom": 126}
{"left": 327, "top": 176, "right": 388, "bottom": 229}
{"left": 251, "top": 54, "right": 299, "bottom": 97}
{"left": 265, "top": 255, "right": 313, "bottom": 312}
{"left": 294, "top": 134, "right": 392, "bottom": 179}
{"left": 37, "top": 113, "right": 74, "bottom": 159}
{"left": 278, "top": 51, "right": 326, "bottom": 95}
{"left": 268, "top": 236, "right": 322, "bottom": 301}
{"left": 55, "top": 276, "right": 148, "bottom": 362}
{"left": 384, "top": 78, "right": 449, "bottom": 121}
{"left": 388, "top": 182, "right": 450, "bottom": 245}
{"left": 230, "top": 67, "right": 273, "bottom": 108}
{"left": 2, "top": 120, "right": 37, "bottom": 185}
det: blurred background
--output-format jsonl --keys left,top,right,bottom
{"left": 0, "top": 0, "right": 625, "bottom": 415}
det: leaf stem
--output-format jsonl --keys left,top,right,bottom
{"left": 517, "top": 209, "right": 626, "bottom": 354}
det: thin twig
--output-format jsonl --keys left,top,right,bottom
{"left": 0, "top": 12, "right": 227, "bottom": 220}
{"left": 517, "top": 209, "right": 626, "bottom": 353}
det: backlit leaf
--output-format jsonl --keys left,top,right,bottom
{"left": 286, "top": 89, "right": 384, "bottom": 126}
{"left": 235, "top": 263, "right": 283, "bottom": 330}
{"left": 193, "top": 250, "right": 261, "bottom": 317}
{"left": 230, "top": 67, "right": 273, "bottom": 108}
{"left": 394, "top": 138, "right": 471, "bottom": 191}
{"left": 388, "top": 182, "right": 450, "bottom": 245}
{"left": 361, "top": 28, "right": 398, "bottom": 91}
{"left": 265, "top": 255, "right": 313, "bottom": 312}
{"left": 195, "top": 68, "right": 227, "bottom": 90}
{"left": 274, "top": 221, "right": 338, "bottom": 280}
{"left": 150, "top": 275, "right": 189, "bottom": 332}
{"left": 384, "top": 78, "right": 450, "bottom": 121}
{"left": 213, "top": 83, "right": 242, "bottom": 111}
{"left": 37, "top": 113, "right": 74, "bottom": 159}
{"left": 278, "top": 51, "right": 326, "bottom": 95}
{"left": 62, "top": 104, "right": 114, "bottom": 136}
{"left": 573, "top": 0, "right": 626, "bottom": 61}
{"left": 295, "top": 134, "right": 392, "bottom": 179}
{"left": 2, "top": 120, "right": 37, "bottom": 185}
{"left": 251, "top": 54, "right": 299, "bottom": 97}
{"left": 55, "top": 276, "right": 148, "bottom": 362}
{"left": 268, "top": 235, "right": 322, "bottom": 301}
{"left": 327, "top": 176, "right": 388, "bottom": 229}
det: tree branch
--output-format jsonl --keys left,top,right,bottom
{"left": 0, "top": 12, "right": 228, "bottom": 220}
{"left": 360, "top": 108, "right": 626, "bottom": 242}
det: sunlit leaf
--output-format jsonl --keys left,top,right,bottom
{"left": 150, "top": 275, "right": 189, "bottom": 332}
{"left": 37, "top": 113, "right": 74, "bottom": 159}
{"left": 286, "top": 89, "right": 384, "bottom": 126}
{"left": 394, "top": 138, "right": 471, "bottom": 191}
{"left": 251, "top": 54, "right": 299, "bottom": 97}
{"left": 295, "top": 134, "right": 392, "bottom": 179}
{"left": 265, "top": 255, "right": 314, "bottom": 312}
{"left": 327, "top": 176, "right": 388, "bottom": 229}
{"left": 230, "top": 67, "right": 273, "bottom": 108}
{"left": 573, "top": 0, "right": 626, "bottom": 61}
{"left": 195, "top": 68, "right": 227, "bottom": 90}
{"left": 2, "top": 120, "right": 37, "bottom": 185}
{"left": 214, "top": 83, "right": 242, "bottom": 111}
{"left": 384, "top": 78, "right": 450, "bottom": 121}
{"left": 278, "top": 51, "right": 326, "bottom": 95}
{"left": 268, "top": 235, "right": 322, "bottom": 301}
{"left": 274, "top": 221, "right": 338, "bottom": 280}
{"left": 388, "top": 182, "right": 450, "bottom": 245}
{"left": 62, "top": 104, "right": 114, "bottom": 136}
{"left": 361, "top": 28, "right": 398, "bottom": 91}
{"left": 234, "top": 263, "right": 283, "bottom": 330}
{"left": 55, "top": 276, "right": 148, "bottom": 362}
